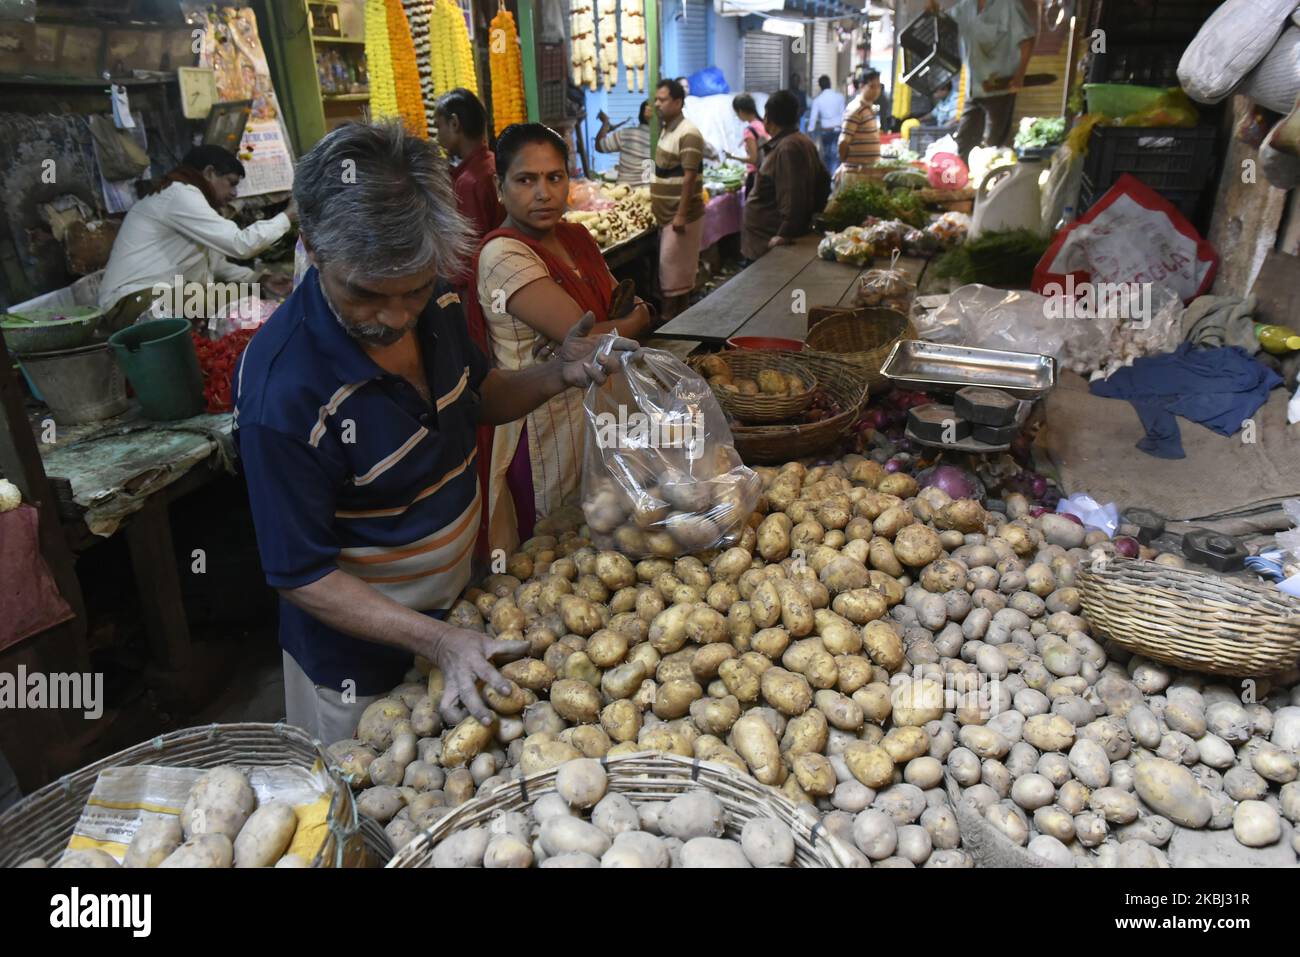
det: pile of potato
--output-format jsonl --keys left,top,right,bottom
{"left": 31, "top": 767, "right": 308, "bottom": 869}
{"left": 421, "top": 757, "right": 812, "bottom": 867}
{"left": 334, "top": 454, "right": 1300, "bottom": 868}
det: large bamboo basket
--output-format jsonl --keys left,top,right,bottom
{"left": 388, "top": 752, "right": 858, "bottom": 868}
{"left": 1077, "top": 559, "right": 1300, "bottom": 678}
{"left": 0, "top": 722, "right": 393, "bottom": 868}
{"left": 729, "top": 351, "right": 870, "bottom": 465}
{"left": 805, "top": 306, "right": 916, "bottom": 393}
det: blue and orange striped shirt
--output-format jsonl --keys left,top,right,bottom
{"left": 233, "top": 267, "right": 490, "bottom": 694}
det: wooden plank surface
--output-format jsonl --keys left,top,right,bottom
{"left": 654, "top": 238, "right": 820, "bottom": 342}
{"left": 731, "top": 255, "right": 867, "bottom": 340}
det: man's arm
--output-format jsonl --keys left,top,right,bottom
{"left": 282, "top": 572, "right": 528, "bottom": 724}
{"left": 1009, "top": 38, "right": 1035, "bottom": 91}
{"left": 478, "top": 312, "right": 636, "bottom": 424}
{"left": 595, "top": 111, "right": 616, "bottom": 152}
{"left": 672, "top": 168, "right": 700, "bottom": 231}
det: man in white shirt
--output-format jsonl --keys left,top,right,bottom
{"left": 98, "top": 145, "right": 295, "bottom": 331}
{"left": 807, "top": 74, "right": 847, "bottom": 172}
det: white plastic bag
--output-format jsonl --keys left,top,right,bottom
{"left": 1057, "top": 494, "right": 1120, "bottom": 537}
{"left": 581, "top": 339, "right": 760, "bottom": 558}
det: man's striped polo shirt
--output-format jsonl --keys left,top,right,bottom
{"left": 233, "top": 267, "right": 489, "bottom": 695}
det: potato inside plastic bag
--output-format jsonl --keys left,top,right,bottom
{"left": 582, "top": 338, "right": 760, "bottom": 558}
{"left": 855, "top": 249, "right": 916, "bottom": 311}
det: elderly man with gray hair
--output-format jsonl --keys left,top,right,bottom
{"left": 234, "top": 122, "right": 634, "bottom": 743}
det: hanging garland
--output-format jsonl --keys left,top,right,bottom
{"left": 489, "top": 3, "right": 527, "bottom": 134}
{"left": 570, "top": 1, "right": 596, "bottom": 91}
{"left": 621, "top": 0, "right": 646, "bottom": 93}
{"left": 364, "top": 0, "right": 398, "bottom": 119}
{"left": 386, "top": 0, "right": 428, "bottom": 137}
{"left": 597, "top": 0, "right": 619, "bottom": 91}
{"left": 402, "top": 0, "right": 438, "bottom": 139}
{"left": 430, "top": 0, "right": 479, "bottom": 98}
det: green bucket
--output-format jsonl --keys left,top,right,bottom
{"left": 108, "top": 318, "right": 206, "bottom": 421}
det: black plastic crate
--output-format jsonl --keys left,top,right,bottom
{"left": 1082, "top": 125, "right": 1218, "bottom": 195}
{"left": 900, "top": 12, "right": 961, "bottom": 97}
{"left": 1087, "top": 44, "right": 1186, "bottom": 86}
{"left": 909, "top": 124, "right": 953, "bottom": 155}
{"left": 1079, "top": 175, "right": 1204, "bottom": 224}
{"left": 1097, "top": 0, "right": 1224, "bottom": 44}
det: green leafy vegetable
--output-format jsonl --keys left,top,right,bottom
{"left": 933, "top": 229, "right": 1052, "bottom": 287}
{"left": 1014, "top": 116, "right": 1067, "bottom": 151}
{"left": 822, "top": 181, "right": 929, "bottom": 231}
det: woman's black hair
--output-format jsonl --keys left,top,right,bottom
{"left": 732, "top": 93, "right": 757, "bottom": 117}
{"left": 765, "top": 90, "right": 799, "bottom": 129}
{"left": 639, "top": 100, "right": 651, "bottom": 125}
{"left": 181, "top": 145, "right": 245, "bottom": 178}
{"left": 435, "top": 87, "right": 488, "bottom": 138}
{"left": 495, "top": 123, "right": 569, "bottom": 177}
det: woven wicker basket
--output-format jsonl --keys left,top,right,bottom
{"left": 730, "top": 351, "right": 869, "bottom": 465}
{"left": 805, "top": 306, "right": 916, "bottom": 393}
{"left": 1078, "top": 559, "right": 1300, "bottom": 678}
{"left": 388, "top": 752, "right": 857, "bottom": 868}
{"left": 943, "top": 774, "right": 1063, "bottom": 868}
{"left": 691, "top": 350, "right": 818, "bottom": 424}
{"left": 0, "top": 722, "right": 393, "bottom": 868}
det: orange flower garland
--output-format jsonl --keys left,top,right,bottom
{"left": 489, "top": 6, "right": 526, "bottom": 134}
{"left": 385, "top": 0, "right": 427, "bottom": 137}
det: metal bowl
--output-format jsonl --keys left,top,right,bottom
{"left": 1, "top": 306, "right": 101, "bottom": 354}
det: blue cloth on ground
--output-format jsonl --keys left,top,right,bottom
{"left": 1088, "top": 343, "right": 1283, "bottom": 459}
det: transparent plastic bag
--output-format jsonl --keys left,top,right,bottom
{"left": 582, "top": 339, "right": 760, "bottom": 558}
{"left": 855, "top": 250, "right": 915, "bottom": 311}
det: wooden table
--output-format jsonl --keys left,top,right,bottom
{"left": 655, "top": 233, "right": 928, "bottom": 347}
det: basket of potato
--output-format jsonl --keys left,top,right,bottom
{"left": 1, "top": 723, "right": 392, "bottom": 869}
{"left": 387, "top": 752, "right": 858, "bottom": 867}
{"left": 693, "top": 351, "right": 818, "bottom": 424}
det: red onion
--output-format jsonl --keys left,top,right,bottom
{"left": 860, "top": 409, "right": 890, "bottom": 430}
{"left": 1030, "top": 476, "right": 1048, "bottom": 498}
{"left": 918, "top": 464, "right": 980, "bottom": 501}
{"left": 884, "top": 459, "right": 902, "bottom": 473}
{"left": 1056, "top": 511, "right": 1083, "bottom": 525}
{"left": 1029, "top": 506, "right": 1049, "bottom": 518}
{"left": 1113, "top": 536, "right": 1139, "bottom": 558}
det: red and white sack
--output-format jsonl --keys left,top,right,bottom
{"left": 1032, "top": 174, "right": 1218, "bottom": 304}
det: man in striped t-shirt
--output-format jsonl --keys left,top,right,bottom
{"left": 595, "top": 101, "right": 652, "bottom": 186}
{"left": 836, "top": 70, "right": 884, "bottom": 190}
{"left": 651, "top": 78, "right": 707, "bottom": 319}
{"left": 234, "top": 122, "right": 635, "bottom": 742}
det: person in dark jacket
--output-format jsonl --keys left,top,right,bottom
{"left": 741, "top": 90, "right": 827, "bottom": 261}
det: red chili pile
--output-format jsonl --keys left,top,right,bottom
{"left": 191, "top": 328, "right": 256, "bottom": 412}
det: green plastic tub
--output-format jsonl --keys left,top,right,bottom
{"left": 108, "top": 319, "right": 206, "bottom": 421}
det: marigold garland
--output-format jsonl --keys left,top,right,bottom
{"left": 364, "top": 0, "right": 398, "bottom": 118}
{"left": 430, "top": 0, "right": 479, "bottom": 98}
{"left": 385, "top": 0, "right": 427, "bottom": 137}
{"left": 489, "top": 6, "right": 526, "bottom": 134}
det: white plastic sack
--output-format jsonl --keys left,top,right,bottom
{"left": 1290, "top": 383, "right": 1300, "bottom": 426}
{"left": 1242, "top": 25, "right": 1300, "bottom": 113}
{"left": 1177, "top": 0, "right": 1299, "bottom": 104}
{"left": 1057, "top": 494, "right": 1120, "bottom": 537}
{"left": 924, "top": 134, "right": 959, "bottom": 164}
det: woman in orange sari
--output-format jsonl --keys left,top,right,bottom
{"left": 466, "top": 124, "right": 652, "bottom": 554}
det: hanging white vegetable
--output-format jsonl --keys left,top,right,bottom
{"left": 597, "top": 0, "right": 619, "bottom": 90}
{"left": 620, "top": 0, "right": 646, "bottom": 93}
{"left": 0, "top": 479, "right": 21, "bottom": 513}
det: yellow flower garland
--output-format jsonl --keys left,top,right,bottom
{"left": 364, "top": 0, "right": 398, "bottom": 119}
{"left": 431, "top": 0, "right": 479, "bottom": 98}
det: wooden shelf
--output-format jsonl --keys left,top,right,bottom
{"left": 322, "top": 92, "right": 369, "bottom": 102}
{"left": 310, "top": 35, "right": 365, "bottom": 45}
